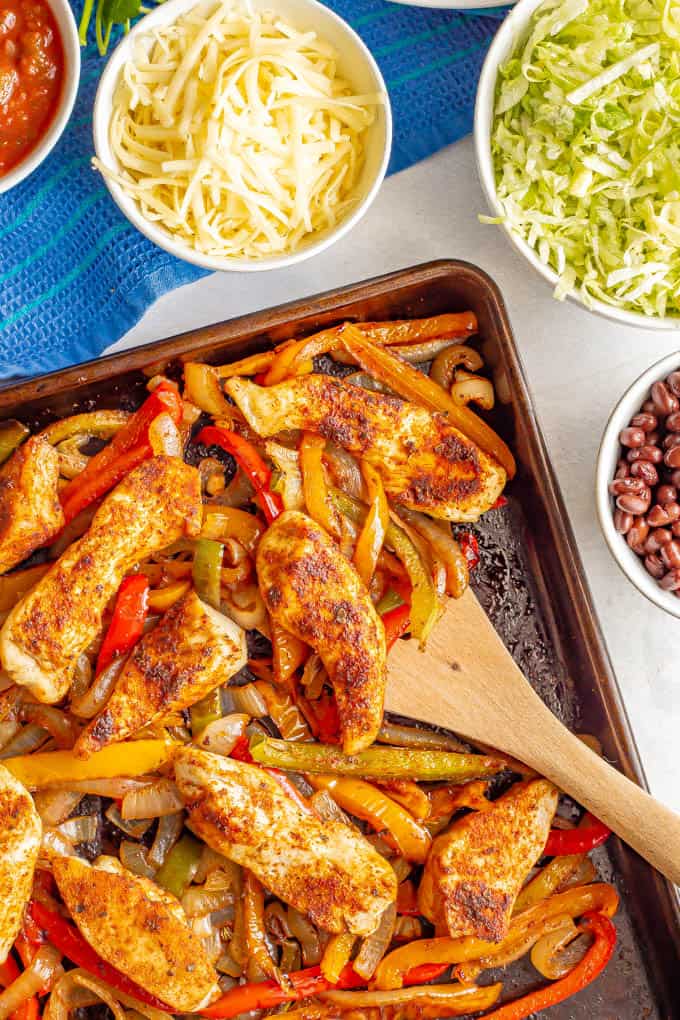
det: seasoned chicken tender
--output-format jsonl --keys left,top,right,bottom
{"left": 226, "top": 375, "right": 505, "bottom": 522}
{"left": 0, "top": 457, "right": 201, "bottom": 704}
{"left": 0, "top": 764, "right": 41, "bottom": 963}
{"left": 76, "top": 590, "right": 246, "bottom": 756}
{"left": 0, "top": 436, "right": 64, "bottom": 574}
{"left": 175, "top": 748, "right": 396, "bottom": 935}
{"left": 257, "top": 511, "right": 386, "bottom": 754}
{"left": 52, "top": 855, "right": 218, "bottom": 1011}
{"left": 418, "top": 779, "right": 557, "bottom": 942}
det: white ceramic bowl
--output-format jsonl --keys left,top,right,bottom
{"left": 474, "top": 0, "right": 680, "bottom": 331}
{"left": 93, "top": 0, "right": 392, "bottom": 273}
{"left": 596, "top": 352, "right": 680, "bottom": 617}
{"left": 0, "top": 0, "right": 80, "bottom": 194}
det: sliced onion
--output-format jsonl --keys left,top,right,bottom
{"left": 353, "top": 902, "right": 396, "bottom": 980}
{"left": 34, "top": 790, "right": 82, "bottom": 827}
{"left": 0, "top": 945, "right": 62, "bottom": 1019}
{"left": 309, "top": 790, "right": 354, "bottom": 828}
{"left": 46, "top": 968, "right": 168, "bottom": 1020}
{"left": 377, "top": 720, "right": 468, "bottom": 752}
{"left": 120, "top": 840, "right": 156, "bottom": 879}
{"left": 430, "top": 344, "right": 484, "bottom": 390}
{"left": 287, "top": 908, "right": 321, "bottom": 966}
{"left": 21, "top": 704, "right": 81, "bottom": 748}
{"left": 397, "top": 509, "right": 469, "bottom": 600}
{"left": 0, "top": 721, "right": 20, "bottom": 751}
{"left": 41, "top": 828, "right": 77, "bottom": 859}
{"left": 221, "top": 587, "right": 267, "bottom": 632}
{"left": 344, "top": 371, "right": 396, "bottom": 395}
{"left": 182, "top": 881, "right": 235, "bottom": 918}
{"left": 391, "top": 858, "right": 412, "bottom": 884}
{"left": 215, "top": 951, "right": 242, "bottom": 978}
{"left": 70, "top": 658, "right": 124, "bottom": 719}
{"left": 105, "top": 803, "right": 152, "bottom": 838}
{"left": 265, "top": 441, "right": 304, "bottom": 511}
{"left": 0, "top": 723, "right": 50, "bottom": 759}
{"left": 320, "top": 984, "right": 501, "bottom": 1011}
{"left": 147, "top": 812, "right": 183, "bottom": 869}
{"left": 194, "top": 847, "right": 235, "bottom": 884}
{"left": 57, "top": 815, "right": 98, "bottom": 844}
{"left": 121, "top": 779, "right": 184, "bottom": 820}
{"left": 450, "top": 370, "right": 495, "bottom": 411}
{"left": 70, "top": 655, "right": 93, "bottom": 700}
{"left": 48, "top": 506, "right": 98, "bottom": 561}
{"left": 323, "top": 442, "right": 363, "bottom": 499}
{"left": 209, "top": 470, "right": 254, "bottom": 509}
{"left": 393, "top": 916, "right": 423, "bottom": 942}
{"left": 148, "top": 412, "right": 183, "bottom": 458}
{"left": 196, "top": 714, "right": 250, "bottom": 756}
{"left": 531, "top": 917, "right": 588, "bottom": 980}
{"left": 228, "top": 684, "right": 267, "bottom": 718}
{"left": 46, "top": 778, "right": 153, "bottom": 797}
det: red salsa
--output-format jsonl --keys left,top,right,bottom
{"left": 0, "top": 0, "right": 63, "bottom": 176}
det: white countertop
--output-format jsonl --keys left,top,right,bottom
{"left": 110, "top": 135, "right": 680, "bottom": 816}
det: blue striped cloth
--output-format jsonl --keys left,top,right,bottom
{"left": 0, "top": 1, "right": 507, "bottom": 378}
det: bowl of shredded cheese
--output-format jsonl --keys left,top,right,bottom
{"left": 93, "top": 0, "right": 391, "bottom": 271}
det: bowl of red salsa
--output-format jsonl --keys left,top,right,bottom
{"left": 0, "top": 0, "right": 79, "bottom": 192}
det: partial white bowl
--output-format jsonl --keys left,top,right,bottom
{"left": 0, "top": 0, "right": 80, "bottom": 194}
{"left": 389, "top": 0, "right": 508, "bottom": 8}
{"left": 93, "top": 0, "right": 392, "bottom": 273}
{"left": 596, "top": 352, "right": 680, "bottom": 618}
{"left": 473, "top": 0, "right": 680, "bottom": 331}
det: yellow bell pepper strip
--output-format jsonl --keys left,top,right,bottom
{"left": 195, "top": 427, "right": 283, "bottom": 524}
{"left": 544, "top": 814, "right": 611, "bottom": 856}
{"left": 353, "top": 462, "right": 389, "bottom": 587}
{"left": 29, "top": 902, "right": 173, "bottom": 1012}
{"left": 332, "top": 490, "right": 438, "bottom": 645}
{"left": 201, "top": 506, "right": 264, "bottom": 554}
{"left": 249, "top": 734, "right": 504, "bottom": 783}
{"left": 147, "top": 579, "right": 191, "bottom": 613}
{"left": 155, "top": 833, "right": 202, "bottom": 898}
{"left": 481, "top": 912, "right": 616, "bottom": 1020}
{"left": 59, "top": 381, "right": 183, "bottom": 525}
{"left": 308, "top": 775, "right": 431, "bottom": 863}
{"left": 4, "top": 740, "right": 176, "bottom": 790}
{"left": 271, "top": 621, "right": 308, "bottom": 689}
{"left": 96, "top": 574, "right": 150, "bottom": 676}
{"left": 374, "top": 883, "right": 619, "bottom": 989}
{"left": 192, "top": 538, "right": 223, "bottom": 610}
{"left": 513, "top": 855, "right": 585, "bottom": 914}
{"left": 184, "top": 363, "right": 242, "bottom": 421}
{"left": 338, "top": 324, "right": 515, "bottom": 479}
{"left": 0, "top": 565, "right": 50, "bottom": 613}
{"left": 40, "top": 410, "right": 130, "bottom": 447}
{"left": 0, "top": 420, "right": 29, "bottom": 466}
{"left": 299, "top": 434, "right": 340, "bottom": 537}
{"left": 320, "top": 934, "right": 355, "bottom": 984}
{"left": 216, "top": 350, "right": 281, "bottom": 380}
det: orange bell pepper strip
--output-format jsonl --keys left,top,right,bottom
{"left": 338, "top": 324, "right": 515, "bottom": 478}
{"left": 320, "top": 934, "right": 355, "bottom": 984}
{"left": 299, "top": 434, "right": 340, "bottom": 536}
{"left": 243, "top": 871, "right": 280, "bottom": 983}
{"left": 194, "top": 427, "right": 283, "bottom": 524}
{"left": 481, "top": 912, "right": 616, "bottom": 1019}
{"left": 374, "top": 883, "right": 619, "bottom": 990}
{"left": 147, "top": 579, "right": 191, "bottom": 613}
{"left": 354, "top": 462, "right": 389, "bottom": 587}
{"left": 309, "top": 775, "right": 431, "bottom": 863}
{"left": 397, "top": 880, "right": 420, "bottom": 917}
{"left": 59, "top": 381, "right": 182, "bottom": 524}
{"left": 544, "top": 814, "right": 611, "bottom": 856}
{"left": 95, "top": 573, "right": 149, "bottom": 676}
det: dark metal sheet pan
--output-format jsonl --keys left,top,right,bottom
{"left": 1, "top": 260, "right": 678, "bottom": 1017}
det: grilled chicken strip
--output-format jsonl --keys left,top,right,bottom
{"left": 175, "top": 748, "right": 397, "bottom": 935}
{"left": 0, "top": 437, "right": 64, "bottom": 575}
{"left": 76, "top": 590, "right": 246, "bottom": 756}
{"left": 418, "top": 779, "right": 557, "bottom": 942}
{"left": 52, "top": 855, "right": 218, "bottom": 1011}
{"left": 0, "top": 457, "right": 201, "bottom": 704}
{"left": 257, "top": 511, "right": 386, "bottom": 754}
{"left": 0, "top": 765, "right": 41, "bottom": 963}
{"left": 226, "top": 375, "right": 505, "bottom": 522}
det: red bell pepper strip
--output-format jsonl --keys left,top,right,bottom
{"left": 229, "top": 734, "right": 254, "bottom": 762}
{"left": 60, "top": 382, "right": 183, "bottom": 524}
{"left": 28, "top": 902, "right": 173, "bottom": 1012}
{"left": 305, "top": 692, "right": 341, "bottom": 744}
{"left": 194, "top": 426, "right": 283, "bottom": 524}
{"left": 200, "top": 961, "right": 450, "bottom": 1018}
{"left": 544, "top": 814, "right": 612, "bottom": 857}
{"left": 95, "top": 574, "right": 150, "bottom": 676}
{"left": 458, "top": 532, "right": 480, "bottom": 571}
{"left": 492, "top": 495, "right": 508, "bottom": 509}
{"left": 381, "top": 603, "right": 411, "bottom": 650}
{"left": 481, "top": 912, "right": 616, "bottom": 1019}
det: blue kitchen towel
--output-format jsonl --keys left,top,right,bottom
{"left": 0, "top": 0, "right": 508, "bottom": 378}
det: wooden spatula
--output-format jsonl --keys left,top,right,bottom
{"left": 386, "top": 588, "right": 680, "bottom": 886}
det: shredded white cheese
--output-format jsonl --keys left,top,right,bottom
{"left": 94, "top": 0, "right": 384, "bottom": 260}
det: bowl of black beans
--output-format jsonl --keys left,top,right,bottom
{"left": 597, "top": 352, "right": 680, "bottom": 616}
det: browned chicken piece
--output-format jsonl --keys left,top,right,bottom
{"left": 175, "top": 747, "right": 396, "bottom": 936}
{"left": 52, "top": 854, "right": 219, "bottom": 1011}
{"left": 0, "top": 436, "right": 64, "bottom": 575}
{"left": 0, "top": 457, "right": 201, "bottom": 704}
{"left": 226, "top": 375, "right": 506, "bottom": 522}
{"left": 0, "top": 764, "right": 41, "bottom": 963}
{"left": 418, "top": 779, "right": 558, "bottom": 942}
{"left": 76, "top": 590, "right": 247, "bottom": 757}
{"left": 257, "top": 511, "right": 386, "bottom": 755}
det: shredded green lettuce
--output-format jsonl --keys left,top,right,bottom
{"left": 488, "top": 0, "right": 680, "bottom": 318}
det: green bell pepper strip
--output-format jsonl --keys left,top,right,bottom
{"left": 249, "top": 733, "right": 505, "bottom": 782}
{"left": 375, "top": 587, "right": 404, "bottom": 615}
{"left": 154, "top": 833, "right": 202, "bottom": 898}
{"left": 190, "top": 688, "right": 223, "bottom": 737}
{"left": 192, "top": 537, "right": 223, "bottom": 609}
{"left": 331, "top": 489, "right": 439, "bottom": 644}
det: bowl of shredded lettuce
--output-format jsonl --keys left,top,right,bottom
{"left": 475, "top": 0, "right": 680, "bottom": 327}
